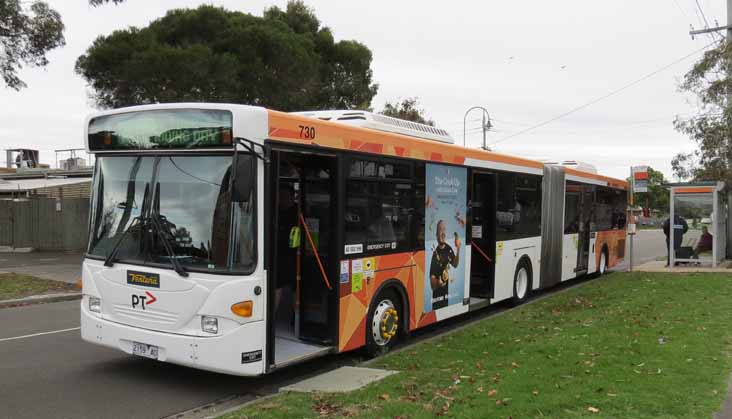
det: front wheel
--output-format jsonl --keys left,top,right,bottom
{"left": 365, "top": 290, "right": 402, "bottom": 357}
{"left": 512, "top": 261, "right": 532, "bottom": 305}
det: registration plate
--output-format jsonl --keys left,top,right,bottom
{"left": 131, "top": 341, "right": 159, "bottom": 360}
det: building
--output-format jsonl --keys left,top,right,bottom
{"left": 0, "top": 153, "right": 93, "bottom": 252}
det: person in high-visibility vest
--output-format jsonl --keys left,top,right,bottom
{"left": 276, "top": 184, "right": 298, "bottom": 319}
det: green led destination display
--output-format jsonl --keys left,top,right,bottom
{"left": 88, "top": 109, "right": 234, "bottom": 151}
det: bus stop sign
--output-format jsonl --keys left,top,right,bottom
{"left": 632, "top": 166, "right": 649, "bottom": 193}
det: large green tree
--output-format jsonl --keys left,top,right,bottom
{"left": 379, "top": 97, "right": 435, "bottom": 126}
{"left": 0, "top": 0, "right": 65, "bottom": 90}
{"left": 75, "top": 2, "right": 378, "bottom": 111}
{"left": 673, "top": 41, "right": 732, "bottom": 184}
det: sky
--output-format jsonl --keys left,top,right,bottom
{"left": 0, "top": 0, "right": 725, "bottom": 180}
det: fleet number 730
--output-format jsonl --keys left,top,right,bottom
{"left": 298, "top": 125, "right": 316, "bottom": 139}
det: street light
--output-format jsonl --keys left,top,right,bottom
{"left": 463, "top": 106, "right": 492, "bottom": 150}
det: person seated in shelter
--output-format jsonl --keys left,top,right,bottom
{"left": 694, "top": 226, "right": 713, "bottom": 257}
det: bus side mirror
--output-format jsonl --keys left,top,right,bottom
{"left": 232, "top": 154, "right": 254, "bottom": 202}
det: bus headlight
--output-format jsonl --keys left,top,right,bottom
{"left": 89, "top": 296, "right": 101, "bottom": 313}
{"left": 201, "top": 316, "right": 218, "bottom": 334}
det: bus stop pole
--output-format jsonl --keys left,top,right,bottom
{"left": 629, "top": 167, "right": 634, "bottom": 272}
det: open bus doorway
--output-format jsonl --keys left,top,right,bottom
{"left": 576, "top": 185, "right": 593, "bottom": 274}
{"left": 469, "top": 172, "right": 497, "bottom": 303}
{"left": 269, "top": 149, "right": 337, "bottom": 368}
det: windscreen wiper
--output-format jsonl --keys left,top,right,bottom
{"left": 105, "top": 181, "right": 150, "bottom": 268}
{"left": 104, "top": 216, "right": 142, "bottom": 267}
{"left": 149, "top": 211, "right": 189, "bottom": 278}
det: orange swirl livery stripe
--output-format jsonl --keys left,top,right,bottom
{"left": 338, "top": 250, "right": 429, "bottom": 352}
{"left": 267, "top": 110, "right": 543, "bottom": 169}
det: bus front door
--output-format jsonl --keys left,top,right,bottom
{"left": 469, "top": 172, "right": 497, "bottom": 299}
{"left": 271, "top": 151, "right": 337, "bottom": 346}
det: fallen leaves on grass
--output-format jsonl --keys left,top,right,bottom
{"left": 258, "top": 402, "right": 282, "bottom": 410}
{"left": 312, "top": 398, "right": 341, "bottom": 417}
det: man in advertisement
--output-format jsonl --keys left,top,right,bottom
{"left": 429, "top": 220, "right": 461, "bottom": 310}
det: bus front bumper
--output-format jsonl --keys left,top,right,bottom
{"left": 81, "top": 303, "right": 266, "bottom": 376}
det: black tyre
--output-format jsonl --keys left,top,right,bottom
{"left": 511, "top": 259, "right": 532, "bottom": 305}
{"left": 365, "top": 289, "right": 402, "bottom": 357}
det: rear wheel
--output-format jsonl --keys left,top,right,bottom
{"left": 365, "top": 289, "right": 402, "bottom": 357}
{"left": 598, "top": 248, "right": 608, "bottom": 275}
{"left": 512, "top": 260, "right": 532, "bottom": 305}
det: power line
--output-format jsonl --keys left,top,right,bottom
{"left": 673, "top": 0, "right": 715, "bottom": 41}
{"left": 490, "top": 41, "right": 719, "bottom": 146}
{"left": 694, "top": 0, "right": 724, "bottom": 40}
{"left": 673, "top": 0, "right": 692, "bottom": 20}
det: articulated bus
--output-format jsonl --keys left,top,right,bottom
{"left": 80, "top": 104, "right": 628, "bottom": 376}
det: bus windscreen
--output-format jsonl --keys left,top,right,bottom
{"left": 88, "top": 109, "right": 233, "bottom": 151}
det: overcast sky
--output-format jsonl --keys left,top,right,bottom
{"left": 0, "top": 0, "right": 724, "bottom": 180}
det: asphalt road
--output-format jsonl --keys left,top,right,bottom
{"left": 619, "top": 229, "right": 667, "bottom": 269}
{"left": 0, "top": 299, "right": 361, "bottom": 419}
{"left": 0, "top": 230, "right": 668, "bottom": 419}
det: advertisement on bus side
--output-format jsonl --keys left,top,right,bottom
{"left": 424, "top": 164, "right": 467, "bottom": 312}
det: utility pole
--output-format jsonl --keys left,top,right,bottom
{"left": 688, "top": 0, "right": 732, "bottom": 260}
{"left": 481, "top": 112, "right": 491, "bottom": 150}
{"left": 463, "top": 106, "right": 492, "bottom": 150}
{"left": 728, "top": 0, "right": 732, "bottom": 260}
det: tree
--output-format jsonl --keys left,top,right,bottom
{"left": 75, "top": 2, "right": 379, "bottom": 111}
{"left": 0, "top": 0, "right": 65, "bottom": 90}
{"left": 379, "top": 97, "right": 435, "bottom": 126}
{"left": 89, "top": 0, "right": 125, "bottom": 5}
{"left": 673, "top": 41, "right": 732, "bottom": 184}
{"left": 0, "top": 0, "right": 124, "bottom": 90}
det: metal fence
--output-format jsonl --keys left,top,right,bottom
{"left": 0, "top": 197, "right": 89, "bottom": 251}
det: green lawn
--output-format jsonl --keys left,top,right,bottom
{"left": 0, "top": 273, "right": 78, "bottom": 300}
{"left": 222, "top": 272, "right": 732, "bottom": 419}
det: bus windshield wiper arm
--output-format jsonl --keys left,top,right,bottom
{"left": 104, "top": 216, "right": 142, "bottom": 267}
{"left": 149, "top": 212, "right": 189, "bottom": 278}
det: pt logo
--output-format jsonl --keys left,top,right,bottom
{"left": 131, "top": 291, "right": 157, "bottom": 310}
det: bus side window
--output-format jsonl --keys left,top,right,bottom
{"left": 345, "top": 157, "right": 418, "bottom": 253}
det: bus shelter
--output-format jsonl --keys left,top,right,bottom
{"left": 667, "top": 181, "right": 726, "bottom": 268}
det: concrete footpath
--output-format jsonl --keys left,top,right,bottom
{"left": 0, "top": 251, "right": 83, "bottom": 284}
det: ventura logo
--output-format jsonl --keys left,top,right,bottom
{"left": 127, "top": 270, "right": 160, "bottom": 288}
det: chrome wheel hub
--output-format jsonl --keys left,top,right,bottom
{"left": 372, "top": 299, "right": 398, "bottom": 346}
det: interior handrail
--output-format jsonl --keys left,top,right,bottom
{"left": 298, "top": 212, "right": 333, "bottom": 290}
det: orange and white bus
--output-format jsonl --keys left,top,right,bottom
{"left": 80, "top": 104, "right": 627, "bottom": 376}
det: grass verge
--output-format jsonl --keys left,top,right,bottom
{"left": 0, "top": 273, "right": 77, "bottom": 301}
{"left": 222, "top": 272, "right": 732, "bottom": 419}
